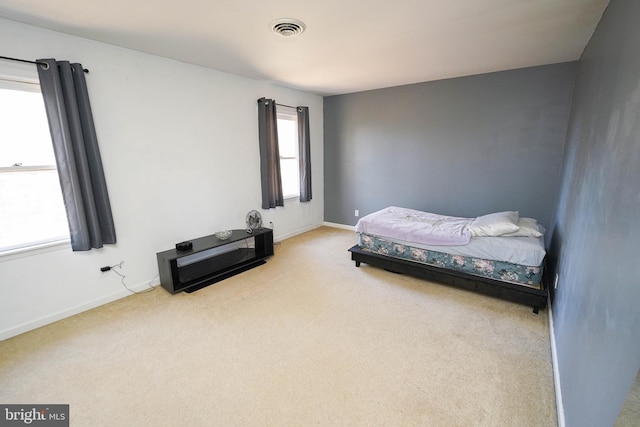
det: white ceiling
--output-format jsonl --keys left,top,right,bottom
{"left": 0, "top": 0, "right": 609, "bottom": 96}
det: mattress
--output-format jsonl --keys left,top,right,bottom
{"left": 357, "top": 233, "right": 545, "bottom": 288}
{"left": 365, "top": 230, "right": 547, "bottom": 266}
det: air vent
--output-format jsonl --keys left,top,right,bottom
{"left": 271, "top": 18, "right": 306, "bottom": 37}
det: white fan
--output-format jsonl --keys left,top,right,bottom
{"left": 246, "top": 210, "right": 263, "bottom": 230}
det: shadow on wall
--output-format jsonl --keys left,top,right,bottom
{"left": 546, "top": 225, "right": 562, "bottom": 303}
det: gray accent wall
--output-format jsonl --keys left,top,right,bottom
{"left": 549, "top": 0, "right": 640, "bottom": 425}
{"left": 324, "top": 63, "right": 577, "bottom": 228}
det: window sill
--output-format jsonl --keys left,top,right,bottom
{"left": 0, "top": 238, "right": 71, "bottom": 261}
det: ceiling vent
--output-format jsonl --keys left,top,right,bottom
{"left": 271, "top": 18, "right": 306, "bottom": 37}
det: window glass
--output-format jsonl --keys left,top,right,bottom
{"left": 0, "top": 75, "right": 69, "bottom": 253}
{"left": 276, "top": 109, "right": 300, "bottom": 199}
{"left": 0, "top": 86, "right": 56, "bottom": 166}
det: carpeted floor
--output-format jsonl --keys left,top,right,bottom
{"left": 0, "top": 226, "right": 557, "bottom": 426}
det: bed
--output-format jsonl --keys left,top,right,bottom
{"left": 348, "top": 206, "right": 548, "bottom": 313}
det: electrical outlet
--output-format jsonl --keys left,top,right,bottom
{"left": 355, "top": 210, "right": 359, "bottom": 217}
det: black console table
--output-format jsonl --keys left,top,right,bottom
{"left": 156, "top": 228, "right": 274, "bottom": 294}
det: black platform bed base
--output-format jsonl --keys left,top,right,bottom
{"left": 348, "top": 245, "right": 548, "bottom": 314}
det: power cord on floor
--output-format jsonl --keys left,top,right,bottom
{"left": 105, "top": 261, "right": 156, "bottom": 294}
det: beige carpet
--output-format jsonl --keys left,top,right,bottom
{"left": 617, "top": 369, "right": 640, "bottom": 426}
{"left": 0, "top": 226, "right": 557, "bottom": 426}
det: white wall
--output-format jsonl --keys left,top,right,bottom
{"left": 0, "top": 17, "right": 324, "bottom": 340}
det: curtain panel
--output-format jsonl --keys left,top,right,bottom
{"left": 297, "top": 106, "right": 312, "bottom": 202}
{"left": 37, "top": 58, "right": 116, "bottom": 251}
{"left": 257, "top": 98, "right": 284, "bottom": 209}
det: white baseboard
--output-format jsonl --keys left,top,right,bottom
{"left": 2, "top": 224, "right": 332, "bottom": 341}
{"left": 0, "top": 280, "right": 159, "bottom": 341}
{"left": 273, "top": 223, "right": 324, "bottom": 242}
{"left": 548, "top": 301, "right": 566, "bottom": 427}
{"left": 322, "top": 221, "right": 354, "bottom": 231}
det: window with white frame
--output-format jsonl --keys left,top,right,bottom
{"left": 276, "top": 107, "right": 300, "bottom": 199}
{"left": 0, "top": 67, "right": 68, "bottom": 253}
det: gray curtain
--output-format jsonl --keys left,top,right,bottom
{"left": 37, "top": 58, "right": 116, "bottom": 251}
{"left": 257, "top": 98, "right": 284, "bottom": 209}
{"left": 297, "top": 106, "right": 312, "bottom": 202}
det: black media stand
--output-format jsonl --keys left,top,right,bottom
{"left": 156, "top": 228, "right": 274, "bottom": 294}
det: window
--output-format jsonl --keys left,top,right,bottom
{"left": 276, "top": 107, "right": 300, "bottom": 199}
{"left": 0, "top": 69, "right": 68, "bottom": 253}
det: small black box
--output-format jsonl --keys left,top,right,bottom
{"left": 176, "top": 241, "right": 193, "bottom": 252}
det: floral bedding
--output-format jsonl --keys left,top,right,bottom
{"left": 358, "top": 233, "right": 543, "bottom": 288}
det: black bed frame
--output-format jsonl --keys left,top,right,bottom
{"left": 348, "top": 245, "right": 548, "bottom": 313}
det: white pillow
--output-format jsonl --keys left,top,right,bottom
{"left": 501, "top": 217, "right": 544, "bottom": 237}
{"left": 469, "top": 211, "right": 520, "bottom": 237}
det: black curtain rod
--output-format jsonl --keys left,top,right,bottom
{"left": 276, "top": 102, "right": 298, "bottom": 109}
{"left": 0, "top": 55, "right": 45, "bottom": 67}
{"left": 0, "top": 55, "right": 89, "bottom": 73}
